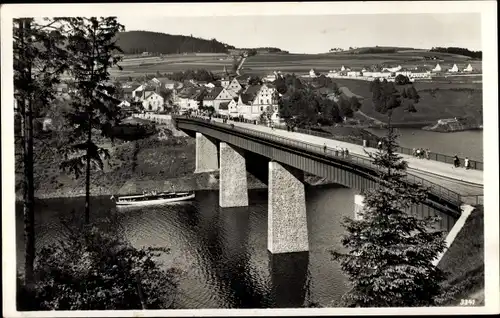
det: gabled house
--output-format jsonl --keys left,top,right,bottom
{"left": 227, "top": 97, "right": 239, "bottom": 117}
{"left": 132, "top": 84, "right": 146, "bottom": 101}
{"left": 202, "top": 87, "right": 222, "bottom": 108}
{"left": 252, "top": 84, "right": 277, "bottom": 107}
{"left": 432, "top": 63, "right": 442, "bottom": 72}
{"left": 142, "top": 90, "right": 164, "bottom": 112}
{"left": 225, "top": 78, "right": 243, "bottom": 95}
{"left": 448, "top": 64, "right": 459, "bottom": 73}
{"left": 463, "top": 64, "right": 474, "bottom": 72}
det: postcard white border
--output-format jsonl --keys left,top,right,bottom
{"left": 2, "top": 1, "right": 498, "bottom": 317}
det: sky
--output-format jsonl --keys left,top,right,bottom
{"left": 117, "top": 13, "right": 482, "bottom": 54}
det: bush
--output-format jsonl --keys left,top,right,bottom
{"left": 18, "top": 222, "right": 178, "bottom": 310}
{"left": 395, "top": 74, "right": 410, "bottom": 85}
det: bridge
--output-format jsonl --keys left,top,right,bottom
{"left": 168, "top": 115, "right": 483, "bottom": 255}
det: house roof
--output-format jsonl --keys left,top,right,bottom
{"left": 240, "top": 93, "right": 254, "bottom": 105}
{"left": 244, "top": 84, "right": 262, "bottom": 98}
{"left": 144, "top": 91, "right": 160, "bottom": 99}
{"left": 203, "top": 87, "right": 223, "bottom": 100}
{"left": 219, "top": 102, "right": 230, "bottom": 110}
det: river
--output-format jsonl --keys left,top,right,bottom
{"left": 16, "top": 185, "right": 358, "bottom": 309}
{"left": 366, "top": 128, "right": 483, "bottom": 161}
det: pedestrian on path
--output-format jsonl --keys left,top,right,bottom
{"left": 345, "top": 148, "right": 349, "bottom": 159}
{"left": 323, "top": 143, "right": 327, "bottom": 153}
{"left": 453, "top": 155, "right": 460, "bottom": 168}
{"left": 334, "top": 146, "right": 339, "bottom": 157}
{"left": 378, "top": 140, "right": 382, "bottom": 150}
{"left": 340, "top": 148, "right": 345, "bottom": 158}
{"left": 465, "top": 157, "right": 470, "bottom": 170}
{"left": 425, "top": 148, "right": 430, "bottom": 160}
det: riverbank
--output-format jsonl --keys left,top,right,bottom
{"left": 16, "top": 129, "right": 337, "bottom": 201}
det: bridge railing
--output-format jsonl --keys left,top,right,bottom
{"left": 174, "top": 115, "right": 465, "bottom": 206}
{"left": 265, "top": 123, "right": 483, "bottom": 171}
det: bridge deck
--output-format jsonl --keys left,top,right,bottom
{"left": 209, "top": 118, "right": 483, "bottom": 197}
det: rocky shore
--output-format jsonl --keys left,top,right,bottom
{"left": 422, "top": 117, "right": 482, "bottom": 132}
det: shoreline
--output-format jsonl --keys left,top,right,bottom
{"left": 17, "top": 172, "right": 333, "bottom": 201}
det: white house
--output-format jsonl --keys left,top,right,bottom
{"left": 309, "top": 69, "right": 318, "bottom": 78}
{"left": 252, "top": 84, "right": 276, "bottom": 107}
{"left": 383, "top": 65, "right": 402, "bottom": 72}
{"left": 132, "top": 84, "right": 146, "bottom": 101}
{"left": 432, "top": 63, "right": 442, "bottom": 72}
{"left": 408, "top": 68, "right": 431, "bottom": 79}
{"left": 449, "top": 64, "right": 459, "bottom": 73}
{"left": 347, "top": 70, "right": 361, "bottom": 77}
{"left": 463, "top": 64, "right": 474, "bottom": 72}
{"left": 225, "top": 78, "right": 243, "bottom": 95}
{"left": 142, "top": 91, "right": 164, "bottom": 112}
{"left": 341, "top": 65, "right": 346, "bottom": 71}
{"left": 118, "top": 100, "right": 131, "bottom": 108}
{"left": 227, "top": 97, "right": 239, "bottom": 117}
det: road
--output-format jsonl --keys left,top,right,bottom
{"left": 210, "top": 118, "right": 483, "bottom": 197}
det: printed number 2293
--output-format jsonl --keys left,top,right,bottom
{"left": 460, "top": 299, "right": 476, "bottom": 306}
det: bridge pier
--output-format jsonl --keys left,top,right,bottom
{"left": 354, "top": 194, "right": 365, "bottom": 220}
{"left": 195, "top": 132, "right": 219, "bottom": 173}
{"left": 219, "top": 142, "right": 249, "bottom": 207}
{"left": 268, "top": 161, "right": 309, "bottom": 254}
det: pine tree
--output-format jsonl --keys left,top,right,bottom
{"left": 14, "top": 18, "right": 68, "bottom": 286}
{"left": 331, "top": 120, "right": 447, "bottom": 307}
{"left": 60, "top": 17, "right": 124, "bottom": 224}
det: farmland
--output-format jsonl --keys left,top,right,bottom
{"left": 110, "top": 50, "right": 482, "bottom": 79}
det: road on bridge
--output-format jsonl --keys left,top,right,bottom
{"left": 211, "top": 118, "right": 483, "bottom": 197}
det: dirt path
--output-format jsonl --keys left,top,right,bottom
{"left": 356, "top": 109, "right": 386, "bottom": 126}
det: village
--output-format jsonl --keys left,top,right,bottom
{"left": 115, "top": 68, "right": 282, "bottom": 123}
{"left": 108, "top": 59, "right": 478, "bottom": 125}
{"left": 318, "top": 62, "right": 477, "bottom": 81}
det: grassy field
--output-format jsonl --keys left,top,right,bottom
{"left": 438, "top": 205, "right": 484, "bottom": 306}
{"left": 110, "top": 51, "right": 482, "bottom": 79}
{"left": 331, "top": 78, "right": 482, "bottom": 125}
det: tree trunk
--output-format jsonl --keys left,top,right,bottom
{"left": 85, "top": 120, "right": 91, "bottom": 224}
{"left": 20, "top": 18, "right": 36, "bottom": 286}
{"left": 23, "top": 97, "right": 35, "bottom": 286}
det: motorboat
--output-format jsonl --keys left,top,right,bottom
{"left": 112, "top": 191, "right": 195, "bottom": 207}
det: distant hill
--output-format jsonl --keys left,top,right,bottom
{"left": 328, "top": 46, "right": 478, "bottom": 60}
{"left": 116, "top": 31, "right": 236, "bottom": 55}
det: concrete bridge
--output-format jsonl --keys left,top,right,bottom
{"left": 169, "top": 115, "right": 483, "bottom": 254}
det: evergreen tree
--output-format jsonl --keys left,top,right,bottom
{"left": 60, "top": 17, "right": 124, "bottom": 224}
{"left": 331, "top": 122, "right": 447, "bottom": 307}
{"left": 13, "top": 17, "right": 68, "bottom": 286}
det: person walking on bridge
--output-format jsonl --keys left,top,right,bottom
{"left": 464, "top": 157, "right": 470, "bottom": 170}
{"left": 323, "top": 143, "right": 327, "bottom": 154}
{"left": 453, "top": 155, "right": 460, "bottom": 168}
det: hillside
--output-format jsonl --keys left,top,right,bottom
{"left": 331, "top": 78, "right": 483, "bottom": 125}
{"left": 116, "top": 31, "right": 236, "bottom": 55}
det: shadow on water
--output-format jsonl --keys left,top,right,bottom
{"left": 268, "top": 251, "right": 310, "bottom": 308}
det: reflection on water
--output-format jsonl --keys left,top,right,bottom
{"left": 16, "top": 186, "right": 355, "bottom": 308}
{"left": 269, "top": 252, "right": 309, "bottom": 308}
